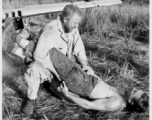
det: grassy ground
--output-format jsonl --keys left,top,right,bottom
{"left": 2, "top": 0, "right": 149, "bottom": 120}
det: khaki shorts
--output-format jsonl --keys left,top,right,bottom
{"left": 50, "top": 65, "right": 98, "bottom": 98}
{"left": 49, "top": 48, "right": 98, "bottom": 97}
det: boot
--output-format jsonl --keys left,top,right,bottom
{"left": 22, "top": 98, "right": 36, "bottom": 115}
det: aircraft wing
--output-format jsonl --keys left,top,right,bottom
{"left": 3, "top": 0, "right": 122, "bottom": 19}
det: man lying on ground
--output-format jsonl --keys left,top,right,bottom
{"left": 60, "top": 81, "right": 149, "bottom": 112}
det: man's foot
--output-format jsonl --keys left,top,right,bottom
{"left": 22, "top": 99, "right": 35, "bottom": 115}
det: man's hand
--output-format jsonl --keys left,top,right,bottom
{"left": 59, "top": 81, "right": 70, "bottom": 97}
{"left": 82, "top": 66, "right": 94, "bottom": 76}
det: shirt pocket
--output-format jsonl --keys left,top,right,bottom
{"left": 57, "top": 40, "right": 67, "bottom": 55}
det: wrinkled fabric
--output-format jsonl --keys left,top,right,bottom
{"left": 49, "top": 48, "right": 98, "bottom": 97}
{"left": 25, "top": 61, "right": 52, "bottom": 99}
{"left": 26, "top": 48, "right": 97, "bottom": 99}
{"left": 34, "top": 16, "right": 87, "bottom": 75}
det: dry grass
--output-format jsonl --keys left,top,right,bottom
{"left": 2, "top": 0, "right": 149, "bottom": 120}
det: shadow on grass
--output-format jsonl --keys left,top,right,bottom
{"left": 41, "top": 81, "right": 63, "bottom": 100}
{"left": 2, "top": 76, "right": 27, "bottom": 99}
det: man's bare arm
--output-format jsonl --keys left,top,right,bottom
{"left": 60, "top": 82, "right": 125, "bottom": 111}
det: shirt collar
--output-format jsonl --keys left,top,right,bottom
{"left": 57, "top": 16, "right": 67, "bottom": 42}
{"left": 57, "top": 16, "right": 64, "bottom": 33}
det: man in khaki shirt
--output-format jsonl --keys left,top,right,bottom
{"left": 34, "top": 15, "right": 89, "bottom": 80}
{"left": 23, "top": 4, "right": 94, "bottom": 115}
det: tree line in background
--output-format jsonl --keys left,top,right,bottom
{"left": 122, "top": 0, "right": 149, "bottom": 5}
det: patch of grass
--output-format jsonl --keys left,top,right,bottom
{"left": 81, "top": 3, "right": 149, "bottom": 78}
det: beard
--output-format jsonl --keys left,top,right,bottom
{"left": 64, "top": 24, "right": 74, "bottom": 33}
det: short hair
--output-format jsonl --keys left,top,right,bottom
{"left": 132, "top": 93, "right": 149, "bottom": 112}
{"left": 61, "top": 4, "right": 83, "bottom": 19}
{"left": 126, "top": 92, "right": 149, "bottom": 112}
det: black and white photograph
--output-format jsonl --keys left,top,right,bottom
{"left": 2, "top": 0, "right": 150, "bottom": 119}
